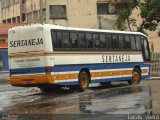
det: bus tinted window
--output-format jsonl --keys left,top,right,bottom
{"left": 124, "top": 35, "right": 131, "bottom": 49}
{"left": 130, "top": 36, "right": 136, "bottom": 50}
{"left": 141, "top": 37, "right": 150, "bottom": 60}
{"left": 86, "top": 33, "right": 93, "bottom": 48}
{"left": 79, "top": 33, "right": 85, "bottom": 48}
{"left": 51, "top": 31, "right": 57, "bottom": 48}
{"left": 93, "top": 34, "right": 99, "bottom": 49}
{"left": 144, "top": 38, "right": 150, "bottom": 60}
{"left": 62, "top": 32, "right": 71, "bottom": 48}
{"left": 135, "top": 36, "right": 141, "bottom": 50}
{"left": 106, "top": 34, "right": 112, "bottom": 50}
{"left": 70, "top": 32, "right": 78, "bottom": 48}
{"left": 99, "top": 34, "right": 106, "bottom": 49}
{"left": 112, "top": 34, "right": 119, "bottom": 49}
{"left": 57, "top": 32, "right": 62, "bottom": 48}
{"left": 119, "top": 34, "right": 124, "bottom": 49}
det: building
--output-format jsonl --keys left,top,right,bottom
{"left": 0, "top": 0, "right": 1, "bottom": 23}
{"left": 0, "top": 0, "right": 160, "bottom": 52}
{"left": 0, "top": 23, "right": 25, "bottom": 42}
{"left": 0, "top": 0, "right": 125, "bottom": 29}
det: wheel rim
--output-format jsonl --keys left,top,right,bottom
{"left": 81, "top": 75, "right": 88, "bottom": 88}
{"left": 132, "top": 72, "right": 139, "bottom": 82}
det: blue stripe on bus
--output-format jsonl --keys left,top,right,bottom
{"left": 11, "top": 67, "right": 45, "bottom": 74}
{"left": 10, "top": 62, "right": 150, "bottom": 75}
{"left": 51, "top": 62, "right": 149, "bottom": 72}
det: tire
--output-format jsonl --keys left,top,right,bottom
{"left": 78, "top": 71, "right": 89, "bottom": 92}
{"left": 128, "top": 68, "right": 141, "bottom": 85}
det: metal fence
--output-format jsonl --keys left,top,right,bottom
{"left": 151, "top": 52, "right": 160, "bottom": 76}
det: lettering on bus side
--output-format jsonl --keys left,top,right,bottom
{"left": 10, "top": 38, "right": 43, "bottom": 47}
{"left": 102, "top": 55, "right": 131, "bottom": 63}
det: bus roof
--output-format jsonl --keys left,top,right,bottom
{"left": 9, "top": 24, "right": 147, "bottom": 37}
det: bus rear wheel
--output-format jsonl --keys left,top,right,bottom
{"left": 78, "top": 71, "right": 89, "bottom": 92}
{"left": 128, "top": 68, "right": 141, "bottom": 85}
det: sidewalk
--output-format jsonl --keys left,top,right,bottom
{"left": 0, "top": 72, "right": 9, "bottom": 84}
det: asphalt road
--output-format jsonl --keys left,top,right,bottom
{"left": 0, "top": 79, "right": 158, "bottom": 120}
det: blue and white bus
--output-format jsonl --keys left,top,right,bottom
{"left": 8, "top": 24, "right": 150, "bottom": 91}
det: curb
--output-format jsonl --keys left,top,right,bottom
{"left": 147, "top": 77, "right": 160, "bottom": 80}
{"left": 0, "top": 79, "right": 10, "bottom": 85}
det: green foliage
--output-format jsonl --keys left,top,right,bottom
{"left": 115, "top": 0, "right": 160, "bottom": 33}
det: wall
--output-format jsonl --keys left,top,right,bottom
{"left": 46, "top": 0, "right": 98, "bottom": 28}
{"left": 0, "top": 0, "right": 1, "bottom": 23}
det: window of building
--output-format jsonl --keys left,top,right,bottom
{"left": 26, "top": 12, "right": 32, "bottom": 23}
{"left": 22, "top": 0, "right": 26, "bottom": 3}
{"left": 12, "top": 17, "right": 16, "bottom": 23}
{"left": 42, "top": 8, "right": 46, "bottom": 19}
{"left": 97, "top": 2, "right": 129, "bottom": 15}
{"left": 22, "top": 13, "right": 26, "bottom": 22}
{"left": 116, "top": 3, "right": 128, "bottom": 13}
{"left": 50, "top": 5, "right": 67, "bottom": 19}
{"left": 33, "top": 11, "right": 39, "bottom": 21}
{"left": 97, "top": 3, "right": 108, "bottom": 15}
{"left": 108, "top": 3, "right": 116, "bottom": 14}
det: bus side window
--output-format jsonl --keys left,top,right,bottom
{"left": 135, "top": 36, "right": 141, "bottom": 50}
{"left": 51, "top": 31, "right": 57, "bottom": 49}
{"left": 106, "top": 34, "right": 112, "bottom": 50}
{"left": 141, "top": 37, "right": 150, "bottom": 61}
{"left": 79, "top": 33, "right": 86, "bottom": 49}
{"left": 119, "top": 34, "right": 124, "bottom": 50}
{"left": 70, "top": 32, "right": 78, "bottom": 49}
{"left": 112, "top": 34, "right": 119, "bottom": 49}
{"left": 99, "top": 34, "right": 106, "bottom": 49}
{"left": 130, "top": 35, "right": 136, "bottom": 50}
{"left": 124, "top": 35, "right": 131, "bottom": 49}
{"left": 86, "top": 33, "right": 93, "bottom": 49}
{"left": 56, "top": 32, "right": 62, "bottom": 49}
{"left": 62, "top": 32, "right": 71, "bottom": 49}
{"left": 93, "top": 33, "right": 99, "bottom": 49}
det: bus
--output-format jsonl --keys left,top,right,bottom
{"left": 8, "top": 24, "right": 150, "bottom": 92}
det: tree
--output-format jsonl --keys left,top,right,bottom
{"left": 115, "top": 0, "right": 160, "bottom": 34}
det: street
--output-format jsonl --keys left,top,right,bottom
{"left": 0, "top": 80, "right": 159, "bottom": 120}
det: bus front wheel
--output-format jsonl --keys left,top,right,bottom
{"left": 78, "top": 71, "right": 89, "bottom": 92}
{"left": 128, "top": 68, "right": 141, "bottom": 85}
